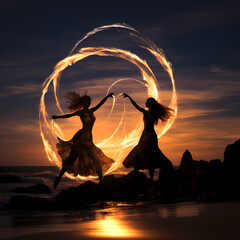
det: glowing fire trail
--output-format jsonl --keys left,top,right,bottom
{"left": 69, "top": 23, "right": 138, "bottom": 56}
{"left": 39, "top": 24, "right": 177, "bottom": 179}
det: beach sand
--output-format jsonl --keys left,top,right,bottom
{"left": 2, "top": 201, "right": 240, "bottom": 240}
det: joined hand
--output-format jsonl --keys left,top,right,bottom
{"left": 108, "top": 93, "right": 115, "bottom": 98}
{"left": 122, "top": 93, "right": 129, "bottom": 98}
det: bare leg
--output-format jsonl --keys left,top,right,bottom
{"left": 53, "top": 149, "right": 77, "bottom": 189}
{"left": 96, "top": 163, "right": 103, "bottom": 183}
{"left": 149, "top": 168, "right": 154, "bottom": 182}
{"left": 53, "top": 167, "right": 66, "bottom": 189}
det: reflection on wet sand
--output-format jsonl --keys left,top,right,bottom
{"left": 85, "top": 202, "right": 202, "bottom": 239}
{"left": 88, "top": 216, "right": 143, "bottom": 238}
{"left": 4, "top": 202, "right": 240, "bottom": 240}
{"left": 157, "top": 202, "right": 204, "bottom": 218}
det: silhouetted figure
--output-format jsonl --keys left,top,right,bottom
{"left": 122, "top": 94, "right": 174, "bottom": 182}
{"left": 52, "top": 92, "right": 114, "bottom": 189}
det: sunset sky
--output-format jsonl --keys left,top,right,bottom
{"left": 0, "top": 0, "right": 240, "bottom": 167}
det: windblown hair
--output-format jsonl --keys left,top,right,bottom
{"left": 147, "top": 98, "right": 174, "bottom": 125}
{"left": 65, "top": 91, "right": 91, "bottom": 112}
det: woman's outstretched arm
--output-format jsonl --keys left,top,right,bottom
{"left": 52, "top": 111, "right": 79, "bottom": 119}
{"left": 122, "top": 93, "right": 145, "bottom": 113}
{"left": 90, "top": 93, "right": 114, "bottom": 112}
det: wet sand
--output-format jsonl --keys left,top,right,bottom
{"left": 2, "top": 201, "right": 240, "bottom": 240}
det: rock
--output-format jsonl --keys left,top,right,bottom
{"left": 191, "top": 159, "right": 225, "bottom": 202}
{"left": 195, "top": 160, "right": 209, "bottom": 175}
{"left": 178, "top": 151, "right": 227, "bottom": 202}
{"left": 219, "top": 139, "right": 240, "bottom": 201}
{"left": 11, "top": 183, "right": 51, "bottom": 194}
{"left": 209, "top": 159, "right": 222, "bottom": 169}
{"left": 57, "top": 181, "right": 100, "bottom": 204}
{"left": 179, "top": 150, "right": 196, "bottom": 175}
{"left": 0, "top": 202, "right": 8, "bottom": 210}
{"left": 113, "top": 170, "right": 151, "bottom": 201}
{"left": 224, "top": 139, "right": 240, "bottom": 171}
{"left": 178, "top": 149, "right": 235, "bottom": 202}
{"left": 103, "top": 170, "right": 151, "bottom": 201}
{"left": 57, "top": 170, "right": 151, "bottom": 203}
{"left": 151, "top": 169, "right": 191, "bottom": 202}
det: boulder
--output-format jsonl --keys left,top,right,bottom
{"left": 57, "top": 181, "right": 100, "bottom": 204}
{"left": 179, "top": 150, "right": 196, "bottom": 175}
{"left": 151, "top": 168, "right": 192, "bottom": 202}
{"left": 110, "top": 170, "right": 151, "bottom": 201}
{"left": 57, "top": 170, "right": 151, "bottom": 203}
{"left": 224, "top": 139, "right": 240, "bottom": 171}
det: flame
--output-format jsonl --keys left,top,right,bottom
{"left": 39, "top": 24, "right": 177, "bottom": 179}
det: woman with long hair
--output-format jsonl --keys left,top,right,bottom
{"left": 122, "top": 94, "right": 174, "bottom": 182}
{"left": 52, "top": 92, "right": 114, "bottom": 189}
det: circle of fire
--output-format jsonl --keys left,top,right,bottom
{"left": 39, "top": 24, "right": 177, "bottom": 179}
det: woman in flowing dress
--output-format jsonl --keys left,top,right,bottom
{"left": 52, "top": 92, "right": 114, "bottom": 189}
{"left": 122, "top": 94, "right": 174, "bottom": 182}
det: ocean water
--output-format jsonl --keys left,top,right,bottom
{"left": 0, "top": 166, "right": 165, "bottom": 204}
{"left": 0, "top": 166, "right": 81, "bottom": 204}
{"left": 0, "top": 167, "right": 240, "bottom": 240}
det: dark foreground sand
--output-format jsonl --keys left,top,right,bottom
{"left": 2, "top": 201, "right": 240, "bottom": 240}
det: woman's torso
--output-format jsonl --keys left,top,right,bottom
{"left": 73, "top": 110, "right": 95, "bottom": 143}
{"left": 80, "top": 110, "right": 95, "bottom": 130}
{"left": 143, "top": 110, "right": 157, "bottom": 133}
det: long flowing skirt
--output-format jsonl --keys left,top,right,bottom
{"left": 56, "top": 130, "right": 114, "bottom": 176}
{"left": 123, "top": 130, "right": 173, "bottom": 170}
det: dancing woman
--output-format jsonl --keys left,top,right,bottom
{"left": 122, "top": 94, "right": 174, "bottom": 182}
{"left": 52, "top": 92, "right": 114, "bottom": 189}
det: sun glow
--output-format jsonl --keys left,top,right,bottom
{"left": 88, "top": 217, "right": 142, "bottom": 238}
{"left": 39, "top": 24, "right": 177, "bottom": 179}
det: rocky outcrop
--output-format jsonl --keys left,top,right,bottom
{"left": 8, "top": 139, "right": 240, "bottom": 210}
{"left": 152, "top": 139, "right": 240, "bottom": 203}
{"left": 179, "top": 150, "right": 195, "bottom": 175}
{"left": 57, "top": 170, "right": 152, "bottom": 203}
{"left": 8, "top": 170, "right": 151, "bottom": 210}
{"left": 224, "top": 139, "right": 240, "bottom": 171}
